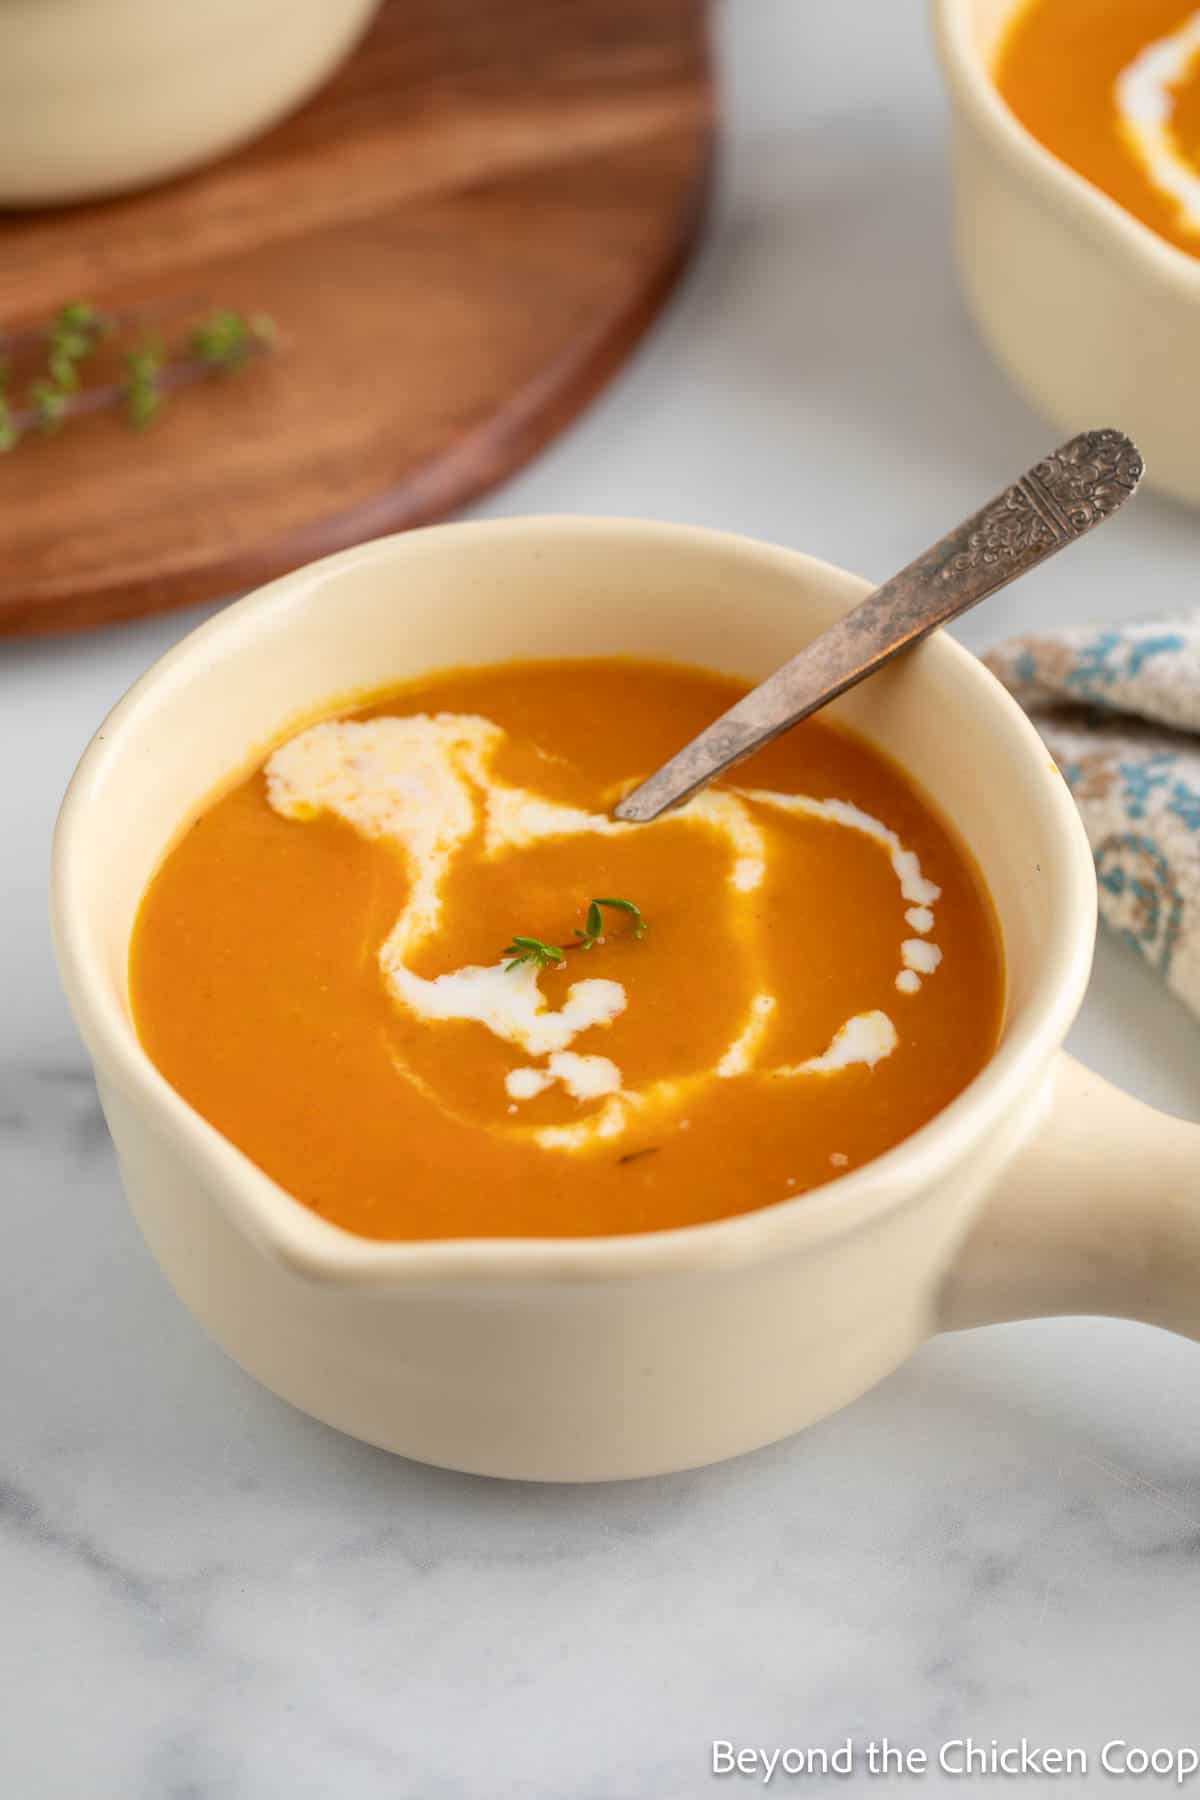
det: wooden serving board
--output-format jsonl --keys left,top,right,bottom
{"left": 0, "top": 0, "right": 711, "bottom": 637}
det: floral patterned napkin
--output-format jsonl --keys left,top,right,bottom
{"left": 984, "top": 619, "right": 1200, "bottom": 1015}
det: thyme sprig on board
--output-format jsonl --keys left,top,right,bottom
{"left": 503, "top": 897, "right": 648, "bottom": 972}
{"left": 0, "top": 301, "right": 276, "bottom": 451}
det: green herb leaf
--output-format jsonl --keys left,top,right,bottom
{"left": 45, "top": 301, "right": 104, "bottom": 393}
{"left": 573, "top": 900, "right": 603, "bottom": 948}
{"left": 124, "top": 346, "right": 164, "bottom": 429}
{"left": 189, "top": 307, "right": 273, "bottom": 370}
{"left": 503, "top": 936, "right": 566, "bottom": 973}
{"left": 29, "top": 379, "right": 67, "bottom": 432}
{"left": 574, "top": 895, "right": 647, "bottom": 950}
{"left": 56, "top": 300, "right": 100, "bottom": 334}
{"left": 47, "top": 350, "right": 79, "bottom": 391}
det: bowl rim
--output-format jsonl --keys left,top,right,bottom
{"left": 931, "top": 0, "right": 1200, "bottom": 294}
{"left": 51, "top": 517, "right": 1098, "bottom": 1289}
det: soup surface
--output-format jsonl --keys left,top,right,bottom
{"left": 130, "top": 660, "right": 1003, "bottom": 1240}
{"left": 996, "top": 0, "right": 1200, "bottom": 257}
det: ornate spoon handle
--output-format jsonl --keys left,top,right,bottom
{"left": 614, "top": 428, "right": 1144, "bottom": 823}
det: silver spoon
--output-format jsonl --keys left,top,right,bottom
{"left": 613, "top": 428, "right": 1144, "bottom": 823}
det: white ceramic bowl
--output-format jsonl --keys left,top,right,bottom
{"left": 51, "top": 521, "right": 1200, "bottom": 1480}
{"left": 933, "top": 0, "right": 1200, "bottom": 508}
{"left": 0, "top": 0, "right": 381, "bottom": 206}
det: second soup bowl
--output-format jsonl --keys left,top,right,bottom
{"left": 51, "top": 520, "right": 1200, "bottom": 1479}
{"left": 933, "top": 0, "right": 1200, "bottom": 508}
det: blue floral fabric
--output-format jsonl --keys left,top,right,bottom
{"left": 984, "top": 619, "right": 1200, "bottom": 1014}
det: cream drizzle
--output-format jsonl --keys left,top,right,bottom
{"left": 265, "top": 714, "right": 945, "bottom": 1155}
{"left": 779, "top": 1010, "right": 898, "bottom": 1076}
{"left": 506, "top": 1052, "right": 623, "bottom": 1102}
{"left": 1116, "top": 13, "right": 1200, "bottom": 235}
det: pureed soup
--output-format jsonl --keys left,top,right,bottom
{"left": 996, "top": 0, "right": 1200, "bottom": 258}
{"left": 130, "top": 660, "right": 1003, "bottom": 1241}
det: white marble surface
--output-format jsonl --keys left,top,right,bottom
{"left": 4, "top": 4, "right": 1200, "bottom": 1795}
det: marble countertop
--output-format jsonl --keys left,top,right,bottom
{"left": 4, "top": 3, "right": 1199, "bottom": 1794}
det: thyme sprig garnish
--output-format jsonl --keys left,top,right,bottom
{"left": 503, "top": 897, "right": 647, "bottom": 972}
{"left": 503, "top": 936, "right": 566, "bottom": 973}
{"left": 574, "top": 896, "right": 647, "bottom": 950}
{"left": 0, "top": 301, "right": 276, "bottom": 451}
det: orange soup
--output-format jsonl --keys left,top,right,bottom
{"left": 996, "top": 0, "right": 1200, "bottom": 257}
{"left": 129, "top": 660, "right": 1003, "bottom": 1240}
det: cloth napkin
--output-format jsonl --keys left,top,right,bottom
{"left": 984, "top": 618, "right": 1200, "bottom": 1016}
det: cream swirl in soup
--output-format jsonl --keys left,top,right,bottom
{"left": 130, "top": 659, "right": 1002, "bottom": 1241}
{"left": 264, "top": 714, "right": 944, "bottom": 1155}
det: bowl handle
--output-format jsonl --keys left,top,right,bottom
{"left": 939, "top": 1053, "right": 1200, "bottom": 1341}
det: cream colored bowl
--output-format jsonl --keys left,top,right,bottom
{"left": 51, "top": 521, "right": 1200, "bottom": 1481}
{"left": 933, "top": 0, "right": 1200, "bottom": 508}
{"left": 0, "top": 0, "right": 380, "bottom": 206}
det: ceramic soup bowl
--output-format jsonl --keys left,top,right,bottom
{"left": 933, "top": 0, "right": 1200, "bottom": 509}
{"left": 0, "top": 0, "right": 380, "bottom": 206}
{"left": 51, "top": 521, "right": 1200, "bottom": 1481}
